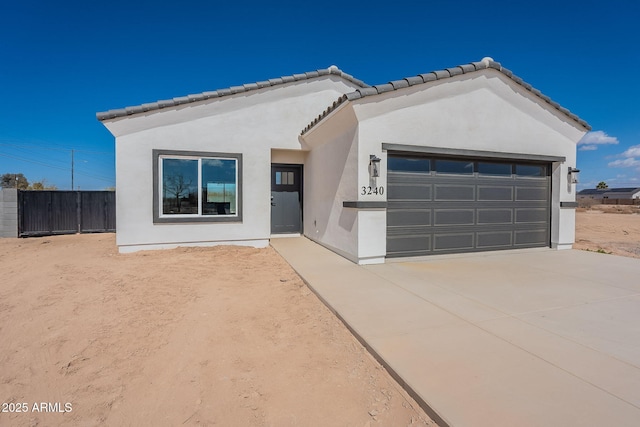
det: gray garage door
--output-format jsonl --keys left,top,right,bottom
{"left": 386, "top": 155, "right": 550, "bottom": 257}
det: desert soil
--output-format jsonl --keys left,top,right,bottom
{"left": 2, "top": 208, "right": 637, "bottom": 427}
{"left": 574, "top": 205, "right": 640, "bottom": 258}
{"left": 0, "top": 234, "right": 434, "bottom": 426}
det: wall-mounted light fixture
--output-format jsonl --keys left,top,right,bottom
{"left": 568, "top": 167, "right": 580, "bottom": 184}
{"left": 369, "top": 155, "right": 381, "bottom": 178}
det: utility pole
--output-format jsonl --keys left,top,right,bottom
{"left": 71, "top": 149, "right": 74, "bottom": 190}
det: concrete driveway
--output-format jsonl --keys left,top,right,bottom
{"left": 271, "top": 238, "right": 640, "bottom": 427}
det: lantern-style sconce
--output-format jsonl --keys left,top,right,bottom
{"left": 369, "top": 155, "right": 381, "bottom": 178}
{"left": 568, "top": 167, "right": 580, "bottom": 184}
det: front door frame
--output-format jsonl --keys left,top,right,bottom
{"left": 270, "top": 163, "right": 303, "bottom": 234}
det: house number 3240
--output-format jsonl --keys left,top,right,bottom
{"left": 361, "top": 186, "right": 384, "bottom": 195}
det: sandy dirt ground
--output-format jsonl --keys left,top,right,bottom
{"left": 0, "top": 234, "right": 434, "bottom": 427}
{"left": 574, "top": 205, "right": 640, "bottom": 258}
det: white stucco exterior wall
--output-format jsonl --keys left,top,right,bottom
{"left": 356, "top": 71, "right": 584, "bottom": 261}
{"left": 302, "top": 105, "right": 361, "bottom": 262}
{"left": 303, "top": 69, "right": 587, "bottom": 264}
{"left": 271, "top": 149, "right": 306, "bottom": 165}
{"left": 102, "top": 77, "right": 362, "bottom": 253}
{"left": 355, "top": 71, "right": 584, "bottom": 159}
{"left": 102, "top": 64, "right": 587, "bottom": 263}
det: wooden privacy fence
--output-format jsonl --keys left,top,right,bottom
{"left": 18, "top": 191, "right": 115, "bottom": 237}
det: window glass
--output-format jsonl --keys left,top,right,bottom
{"left": 387, "top": 157, "right": 431, "bottom": 173}
{"left": 275, "top": 170, "right": 295, "bottom": 185}
{"left": 478, "top": 162, "right": 512, "bottom": 176}
{"left": 516, "top": 164, "right": 546, "bottom": 177}
{"left": 202, "top": 158, "right": 237, "bottom": 215}
{"left": 434, "top": 159, "right": 474, "bottom": 175}
{"left": 161, "top": 156, "right": 238, "bottom": 217}
{"left": 162, "top": 159, "right": 198, "bottom": 215}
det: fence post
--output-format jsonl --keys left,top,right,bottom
{"left": 47, "top": 192, "right": 53, "bottom": 234}
{"left": 104, "top": 192, "right": 108, "bottom": 229}
{"left": 17, "top": 189, "right": 23, "bottom": 237}
{"left": 76, "top": 191, "right": 81, "bottom": 233}
{"left": 0, "top": 188, "right": 19, "bottom": 238}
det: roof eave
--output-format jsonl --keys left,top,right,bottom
{"left": 300, "top": 94, "right": 351, "bottom": 136}
{"left": 301, "top": 57, "right": 591, "bottom": 135}
{"left": 96, "top": 65, "right": 369, "bottom": 122}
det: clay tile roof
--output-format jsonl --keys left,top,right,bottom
{"left": 96, "top": 66, "right": 369, "bottom": 121}
{"left": 301, "top": 57, "right": 591, "bottom": 135}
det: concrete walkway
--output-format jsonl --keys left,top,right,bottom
{"left": 271, "top": 237, "right": 640, "bottom": 427}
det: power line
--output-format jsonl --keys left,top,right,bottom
{"left": 0, "top": 152, "right": 114, "bottom": 183}
{"left": 72, "top": 153, "right": 115, "bottom": 168}
{"left": 1, "top": 144, "right": 72, "bottom": 168}
{"left": 0, "top": 152, "right": 71, "bottom": 172}
{"left": 0, "top": 143, "right": 114, "bottom": 174}
{"left": 1, "top": 147, "right": 115, "bottom": 184}
{"left": 0, "top": 137, "right": 75, "bottom": 151}
{"left": 73, "top": 167, "right": 114, "bottom": 181}
{"left": 73, "top": 171, "right": 113, "bottom": 183}
{"left": 0, "top": 141, "right": 114, "bottom": 155}
{"left": 0, "top": 142, "right": 70, "bottom": 152}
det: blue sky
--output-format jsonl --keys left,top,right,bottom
{"left": 1, "top": 0, "right": 638, "bottom": 190}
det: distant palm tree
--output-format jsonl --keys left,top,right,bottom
{"left": 596, "top": 181, "right": 608, "bottom": 190}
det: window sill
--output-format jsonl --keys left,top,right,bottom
{"left": 154, "top": 216, "right": 242, "bottom": 224}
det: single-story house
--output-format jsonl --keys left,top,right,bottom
{"left": 97, "top": 57, "right": 589, "bottom": 264}
{"left": 578, "top": 188, "right": 640, "bottom": 200}
{"left": 577, "top": 189, "right": 607, "bottom": 200}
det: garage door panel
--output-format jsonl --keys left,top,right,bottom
{"left": 387, "top": 235, "right": 431, "bottom": 254}
{"left": 477, "top": 209, "right": 513, "bottom": 224}
{"left": 478, "top": 186, "right": 514, "bottom": 201}
{"left": 515, "top": 229, "right": 548, "bottom": 246}
{"left": 387, "top": 154, "right": 550, "bottom": 257}
{"left": 387, "top": 225, "right": 433, "bottom": 235}
{"left": 387, "top": 183, "right": 432, "bottom": 200}
{"left": 433, "top": 233, "right": 474, "bottom": 251}
{"left": 434, "top": 185, "right": 475, "bottom": 201}
{"left": 434, "top": 209, "right": 474, "bottom": 226}
{"left": 388, "top": 172, "right": 431, "bottom": 182}
{"left": 477, "top": 231, "right": 513, "bottom": 248}
{"left": 509, "top": 203, "right": 550, "bottom": 213}
{"left": 515, "top": 208, "right": 548, "bottom": 224}
{"left": 516, "top": 187, "right": 548, "bottom": 201}
{"left": 387, "top": 209, "right": 431, "bottom": 226}
{"left": 388, "top": 200, "right": 434, "bottom": 210}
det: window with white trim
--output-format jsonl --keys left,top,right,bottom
{"left": 153, "top": 150, "right": 242, "bottom": 223}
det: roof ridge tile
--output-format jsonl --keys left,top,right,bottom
{"left": 459, "top": 63, "right": 476, "bottom": 73}
{"left": 419, "top": 72, "right": 437, "bottom": 82}
{"left": 433, "top": 70, "right": 451, "bottom": 79}
{"left": 97, "top": 65, "right": 368, "bottom": 120}
{"left": 470, "top": 60, "right": 487, "bottom": 70}
{"left": 390, "top": 79, "right": 409, "bottom": 90}
{"left": 375, "top": 83, "right": 395, "bottom": 94}
{"left": 404, "top": 76, "right": 424, "bottom": 86}
{"left": 301, "top": 58, "right": 591, "bottom": 135}
{"left": 446, "top": 66, "right": 464, "bottom": 77}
